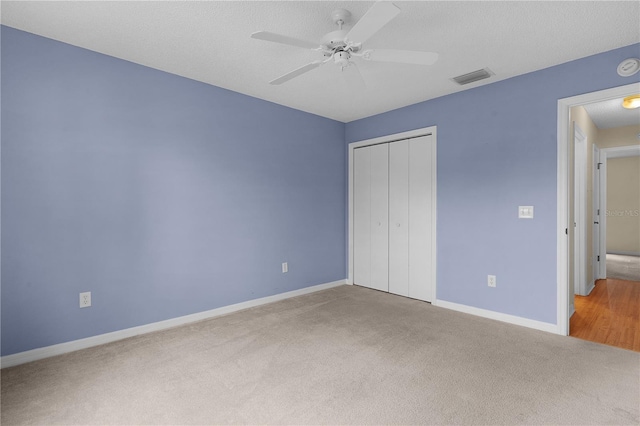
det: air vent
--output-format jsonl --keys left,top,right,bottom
{"left": 451, "top": 68, "right": 494, "bottom": 85}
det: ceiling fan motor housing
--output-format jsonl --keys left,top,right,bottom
{"left": 322, "top": 30, "right": 348, "bottom": 50}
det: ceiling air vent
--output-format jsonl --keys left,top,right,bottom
{"left": 452, "top": 68, "right": 494, "bottom": 85}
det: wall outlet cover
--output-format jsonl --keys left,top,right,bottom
{"left": 79, "top": 292, "right": 91, "bottom": 308}
{"left": 488, "top": 275, "right": 497, "bottom": 288}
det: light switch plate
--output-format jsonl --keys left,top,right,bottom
{"left": 519, "top": 206, "right": 534, "bottom": 219}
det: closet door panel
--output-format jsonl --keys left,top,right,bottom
{"left": 408, "top": 135, "right": 434, "bottom": 302}
{"left": 369, "top": 144, "right": 389, "bottom": 292}
{"left": 353, "top": 147, "right": 372, "bottom": 288}
{"left": 388, "top": 140, "right": 409, "bottom": 297}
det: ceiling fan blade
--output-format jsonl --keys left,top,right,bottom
{"left": 269, "top": 61, "right": 324, "bottom": 85}
{"left": 251, "top": 31, "right": 319, "bottom": 50}
{"left": 345, "top": 2, "right": 400, "bottom": 44}
{"left": 364, "top": 49, "right": 439, "bottom": 66}
{"left": 342, "top": 63, "right": 366, "bottom": 92}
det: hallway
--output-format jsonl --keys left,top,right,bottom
{"left": 571, "top": 278, "right": 640, "bottom": 351}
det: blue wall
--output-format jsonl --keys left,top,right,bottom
{"left": 3, "top": 23, "right": 639, "bottom": 357}
{"left": 346, "top": 43, "right": 640, "bottom": 324}
{"left": 1, "top": 27, "right": 346, "bottom": 356}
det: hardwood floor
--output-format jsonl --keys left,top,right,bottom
{"left": 571, "top": 278, "right": 640, "bottom": 352}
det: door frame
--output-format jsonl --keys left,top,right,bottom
{"left": 593, "top": 144, "right": 605, "bottom": 281}
{"left": 556, "top": 82, "right": 640, "bottom": 335}
{"left": 347, "top": 125, "right": 437, "bottom": 303}
{"left": 599, "top": 145, "right": 640, "bottom": 261}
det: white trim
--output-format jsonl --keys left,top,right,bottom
{"left": 557, "top": 82, "right": 640, "bottom": 336}
{"left": 584, "top": 281, "right": 595, "bottom": 296}
{"left": 598, "top": 150, "right": 608, "bottom": 279}
{"left": 604, "top": 145, "right": 640, "bottom": 159}
{"left": 430, "top": 130, "right": 438, "bottom": 303}
{"left": 0, "top": 279, "right": 347, "bottom": 369}
{"left": 573, "top": 123, "right": 588, "bottom": 296}
{"left": 593, "top": 145, "right": 605, "bottom": 281}
{"left": 433, "top": 299, "right": 561, "bottom": 335}
{"left": 348, "top": 126, "right": 437, "bottom": 303}
{"left": 557, "top": 98, "right": 570, "bottom": 336}
{"left": 607, "top": 250, "right": 640, "bottom": 256}
{"left": 349, "top": 126, "right": 436, "bottom": 150}
{"left": 348, "top": 145, "right": 354, "bottom": 285}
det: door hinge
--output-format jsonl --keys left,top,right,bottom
{"left": 597, "top": 209, "right": 600, "bottom": 216}
{"left": 597, "top": 255, "right": 600, "bottom": 262}
{"left": 565, "top": 228, "right": 568, "bottom": 235}
{"left": 597, "top": 162, "right": 603, "bottom": 170}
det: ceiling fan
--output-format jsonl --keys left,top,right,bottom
{"left": 251, "top": 2, "right": 439, "bottom": 86}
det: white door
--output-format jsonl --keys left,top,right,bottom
{"left": 352, "top": 132, "right": 436, "bottom": 302}
{"left": 389, "top": 140, "right": 410, "bottom": 296}
{"left": 370, "top": 144, "right": 390, "bottom": 292}
{"left": 573, "top": 124, "right": 588, "bottom": 296}
{"left": 408, "top": 135, "right": 435, "bottom": 302}
{"left": 382, "top": 135, "right": 435, "bottom": 302}
{"left": 353, "top": 147, "right": 372, "bottom": 289}
{"left": 353, "top": 144, "right": 389, "bottom": 292}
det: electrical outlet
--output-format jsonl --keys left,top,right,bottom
{"left": 79, "top": 292, "right": 91, "bottom": 308}
{"left": 282, "top": 262, "right": 288, "bottom": 273}
{"left": 488, "top": 275, "right": 497, "bottom": 288}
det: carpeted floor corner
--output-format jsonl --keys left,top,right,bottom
{"left": 2, "top": 284, "right": 639, "bottom": 425}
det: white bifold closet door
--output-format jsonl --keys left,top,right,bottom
{"left": 354, "top": 143, "right": 389, "bottom": 292}
{"left": 353, "top": 135, "right": 434, "bottom": 302}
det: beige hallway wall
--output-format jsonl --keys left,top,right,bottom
{"left": 606, "top": 156, "right": 640, "bottom": 254}
{"left": 598, "top": 124, "right": 640, "bottom": 255}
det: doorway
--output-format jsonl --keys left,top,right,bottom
{"left": 596, "top": 144, "right": 640, "bottom": 280}
{"left": 557, "top": 82, "right": 640, "bottom": 336}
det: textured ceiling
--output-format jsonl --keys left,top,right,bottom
{"left": 583, "top": 97, "right": 640, "bottom": 129}
{"left": 2, "top": 1, "right": 640, "bottom": 123}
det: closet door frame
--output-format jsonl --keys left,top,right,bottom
{"left": 348, "top": 126, "right": 437, "bottom": 303}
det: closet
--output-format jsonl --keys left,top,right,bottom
{"left": 353, "top": 134, "right": 435, "bottom": 302}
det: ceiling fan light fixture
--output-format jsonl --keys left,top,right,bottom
{"left": 335, "top": 51, "right": 351, "bottom": 68}
{"left": 622, "top": 94, "right": 640, "bottom": 109}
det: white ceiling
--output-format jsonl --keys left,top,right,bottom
{"left": 583, "top": 97, "right": 640, "bottom": 129}
{"left": 2, "top": 1, "right": 639, "bottom": 123}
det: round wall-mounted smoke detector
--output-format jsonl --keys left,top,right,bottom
{"left": 617, "top": 58, "right": 640, "bottom": 77}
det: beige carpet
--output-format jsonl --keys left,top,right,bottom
{"left": 1, "top": 285, "right": 639, "bottom": 425}
{"left": 607, "top": 253, "right": 640, "bottom": 282}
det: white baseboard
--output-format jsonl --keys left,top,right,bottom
{"left": 607, "top": 251, "right": 640, "bottom": 257}
{"left": 433, "top": 299, "right": 561, "bottom": 335}
{"left": 1, "top": 279, "right": 347, "bottom": 369}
